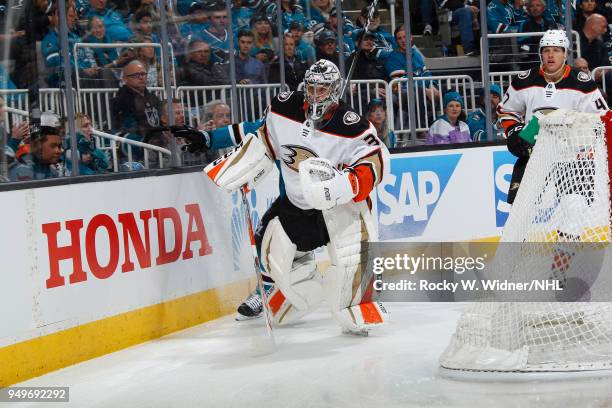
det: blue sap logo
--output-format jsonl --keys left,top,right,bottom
{"left": 377, "top": 154, "right": 461, "bottom": 240}
{"left": 493, "top": 150, "right": 517, "bottom": 227}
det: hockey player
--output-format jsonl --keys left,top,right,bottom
{"left": 185, "top": 60, "right": 390, "bottom": 334}
{"left": 497, "top": 29, "right": 608, "bottom": 204}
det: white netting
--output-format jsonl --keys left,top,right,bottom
{"left": 440, "top": 110, "right": 612, "bottom": 372}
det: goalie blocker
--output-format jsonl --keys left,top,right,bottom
{"left": 203, "top": 60, "right": 391, "bottom": 334}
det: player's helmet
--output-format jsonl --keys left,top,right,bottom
{"left": 539, "top": 30, "right": 570, "bottom": 64}
{"left": 303, "top": 59, "right": 342, "bottom": 121}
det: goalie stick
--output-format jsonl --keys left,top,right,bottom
{"left": 240, "top": 185, "right": 276, "bottom": 347}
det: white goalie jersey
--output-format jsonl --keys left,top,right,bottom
{"left": 260, "top": 90, "right": 390, "bottom": 210}
{"left": 497, "top": 66, "right": 608, "bottom": 131}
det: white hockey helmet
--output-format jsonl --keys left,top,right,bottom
{"left": 303, "top": 59, "right": 342, "bottom": 121}
{"left": 539, "top": 30, "right": 570, "bottom": 63}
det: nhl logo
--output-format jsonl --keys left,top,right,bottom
{"left": 343, "top": 111, "right": 360, "bottom": 125}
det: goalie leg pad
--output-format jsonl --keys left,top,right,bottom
{"left": 204, "top": 133, "right": 274, "bottom": 191}
{"left": 322, "top": 201, "right": 386, "bottom": 331}
{"left": 261, "top": 217, "right": 323, "bottom": 317}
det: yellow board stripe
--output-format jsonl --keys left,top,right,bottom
{"left": 0, "top": 279, "right": 254, "bottom": 387}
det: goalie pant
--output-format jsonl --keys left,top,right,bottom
{"left": 208, "top": 90, "right": 391, "bottom": 332}
{"left": 496, "top": 66, "right": 608, "bottom": 204}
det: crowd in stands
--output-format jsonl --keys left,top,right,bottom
{"left": 2, "top": 0, "right": 612, "bottom": 181}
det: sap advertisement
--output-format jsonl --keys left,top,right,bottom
{"left": 376, "top": 145, "right": 516, "bottom": 242}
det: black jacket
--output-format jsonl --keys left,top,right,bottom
{"left": 268, "top": 56, "right": 308, "bottom": 90}
{"left": 180, "top": 60, "right": 230, "bottom": 86}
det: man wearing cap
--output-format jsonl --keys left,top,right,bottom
{"left": 352, "top": 5, "right": 395, "bottom": 54}
{"left": 8, "top": 113, "right": 69, "bottom": 181}
{"left": 314, "top": 29, "right": 342, "bottom": 66}
{"left": 345, "top": 31, "right": 387, "bottom": 81}
{"left": 466, "top": 85, "right": 503, "bottom": 141}
{"left": 180, "top": 3, "right": 210, "bottom": 42}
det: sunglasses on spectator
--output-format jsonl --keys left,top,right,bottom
{"left": 126, "top": 72, "right": 147, "bottom": 78}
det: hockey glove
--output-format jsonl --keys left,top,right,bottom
{"left": 170, "top": 125, "right": 211, "bottom": 153}
{"left": 506, "top": 123, "right": 533, "bottom": 158}
{"left": 299, "top": 158, "right": 358, "bottom": 211}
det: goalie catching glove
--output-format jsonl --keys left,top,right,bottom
{"left": 299, "top": 158, "right": 359, "bottom": 210}
{"left": 204, "top": 132, "right": 274, "bottom": 191}
{"left": 169, "top": 125, "right": 211, "bottom": 153}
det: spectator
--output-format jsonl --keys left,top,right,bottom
{"left": 353, "top": 6, "right": 395, "bottom": 53}
{"left": 232, "top": 0, "right": 255, "bottom": 31}
{"left": 132, "top": 10, "right": 159, "bottom": 42}
{"left": 544, "top": 0, "right": 573, "bottom": 26}
{"left": 366, "top": 99, "right": 396, "bottom": 148}
{"left": 576, "top": 0, "right": 599, "bottom": 31}
{"left": 314, "top": 29, "right": 342, "bottom": 66}
{"left": 310, "top": 0, "right": 333, "bottom": 24}
{"left": 42, "top": 2, "right": 111, "bottom": 88}
{"left": 66, "top": 113, "right": 110, "bottom": 174}
{"left": 288, "top": 21, "right": 316, "bottom": 64}
{"left": 86, "top": 0, "right": 133, "bottom": 42}
{"left": 200, "top": 3, "right": 231, "bottom": 63}
{"left": 235, "top": 29, "right": 267, "bottom": 84}
{"left": 345, "top": 31, "right": 387, "bottom": 81}
{"left": 384, "top": 25, "right": 439, "bottom": 101}
{"left": 518, "top": 0, "right": 555, "bottom": 54}
{"left": 197, "top": 100, "right": 232, "bottom": 164}
{"left": 268, "top": 35, "right": 308, "bottom": 89}
{"left": 426, "top": 92, "right": 471, "bottom": 144}
{"left": 488, "top": 0, "right": 521, "bottom": 33}
{"left": 466, "top": 85, "right": 503, "bottom": 141}
{"left": 250, "top": 14, "right": 276, "bottom": 59}
{"left": 327, "top": 7, "right": 356, "bottom": 55}
{"left": 8, "top": 113, "right": 69, "bottom": 181}
{"left": 580, "top": 13, "right": 609, "bottom": 75}
{"left": 146, "top": 99, "right": 186, "bottom": 166}
{"left": 421, "top": 0, "right": 435, "bottom": 36}
{"left": 574, "top": 57, "right": 591, "bottom": 74}
{"left": 85, "top": 17, "right": 120, "bottom": 69}
{"left": 200, "top": 100, "right": 232, "bottom": 132}
{"left": 181, "top": 40, "right": 230, "bottom": 86}
{"left": 136, "top": 43, "right": 161, "bottom": 87}
{"left": 111, "top": 60, "right": 162, "bottom": 148}
{"left": 280, "top": 0, "right": 307, "bottom": 30}
{"left": 180, "top": 3, "right": 209, "bottom": 42}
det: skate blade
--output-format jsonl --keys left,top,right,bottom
{"left": 235, "top": 313, "right": 263, "bottom": 321}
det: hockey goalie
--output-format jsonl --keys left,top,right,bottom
{"left": 202, "top": 60, "right": 390, "bottom": 335}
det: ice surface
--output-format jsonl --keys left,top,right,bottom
{"left": 10, "top": 304, "right": 612, "bottom": 408}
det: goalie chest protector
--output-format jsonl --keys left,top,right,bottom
{"left": 264, "top": 91, "right": 379, "bottom": 210}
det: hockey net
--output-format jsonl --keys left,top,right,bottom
{"left": 439, "top": 110, "right": 612, "bottom": 373}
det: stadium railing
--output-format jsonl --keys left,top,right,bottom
{"left": 389, "top": 75, "right": 476, "bottom": 143}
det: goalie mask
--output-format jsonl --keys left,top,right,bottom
{"left": 304, "top": 59, "right": 342, "bottom": 121}
{"left": 539, "top": 29, "right": 569, "bottom": 66}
